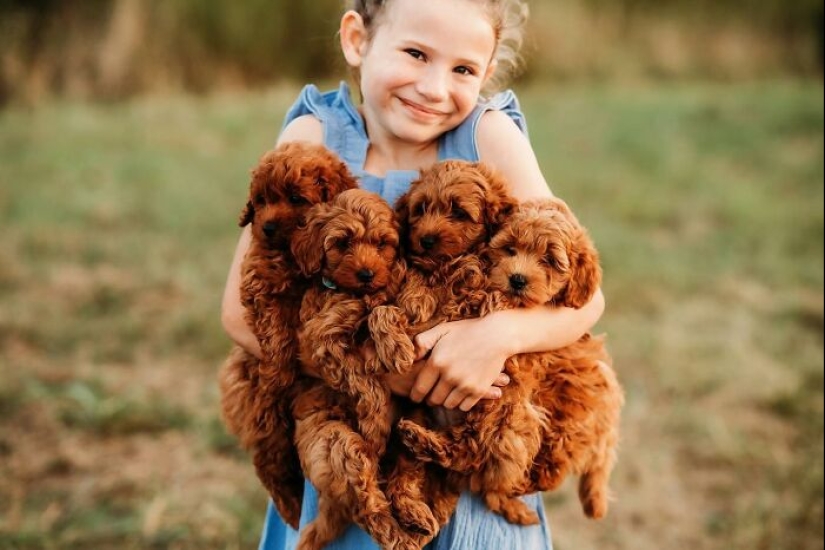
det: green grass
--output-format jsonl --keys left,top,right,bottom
{"left": 0, "top": 80, "right": 822, "bottom": 549}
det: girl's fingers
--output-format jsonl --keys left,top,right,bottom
{"left": 414, "top": 325, "right": 449, "bottom": 361}
{"left": 494, "top": 373, "right": 510, "bottom": 387}
{"left": 459, "top": 395, "right": 483, "bottom": 413}
{"left": 409, "top": 363, "right": 440, "bottom": 403}
{"left": 425, "top": 378, "right": 454, "bottom": 407}
{"left": 483, "top": 386, "right": 503, "bottom": 400}
{"left": 442, "top": 388, "right": 468, "bottom": 410}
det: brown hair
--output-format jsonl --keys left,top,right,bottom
{"left": 344, "top": 0, "right": 529, "bottom": 93}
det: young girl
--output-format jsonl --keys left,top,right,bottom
{"left": 221, "top": 0, "right": 606, "bottom": 548}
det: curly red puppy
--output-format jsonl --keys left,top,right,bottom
{"left": 289, "top": 189, "right": 419, "bottom": 550}
{"left": 487, "top": 198, "right": 624, "bottom": 519}
{"left": 400, "top": 197, "right": 623, "bottom": 522}
{"left": 384, "top": 160, "right": 520, "bottom": 535}
{"left": 218, "top": 141, "right": 358, "bottom": 529}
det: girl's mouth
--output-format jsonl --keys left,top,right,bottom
{"left": 399, "top": 98, "right": 446, "bottom": 119}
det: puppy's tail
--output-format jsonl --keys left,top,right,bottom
{"left": 578, "top": 463, "right": 612, "bottom": 519}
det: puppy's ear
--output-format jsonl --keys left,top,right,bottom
{"left": 325, "top": 161, "right": 359, "bottom": 200}
{"left": 241, "top": 158, "right": 272, "bottom": 227}
{"left": 393, "top": 189, "right": 413, "bottom": 252}
{"left": 559, "top": 227, "right": 602, "bottom": 309}
{"left": 290, "top": 204, "right": 333, "bottom": 277}
{"left": 478, "top": 164, "right": 518, "bottom": 238}
{"left": 239, "top": 201, "right": 254, "bottom": 227}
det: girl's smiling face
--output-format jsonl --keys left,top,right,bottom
{"left": 342, "top": 0, "right": 498, "bottom": 147}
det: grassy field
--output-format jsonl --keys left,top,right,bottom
{"left": 0, "top": 80, "right": 822, "bottom": 550}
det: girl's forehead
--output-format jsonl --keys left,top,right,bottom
{"left": 379, "top": 0, "right": 496, "bottom": 55}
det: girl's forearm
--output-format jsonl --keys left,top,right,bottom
{"left": 487, "top": 287, "right": 606, "bottom": 356}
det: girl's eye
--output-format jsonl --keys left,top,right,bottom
{"left": 405, "top": 49, "right": 426, "bottom": 61}
{"left": 454, "top": 66, "right": 475, "bottom": 76}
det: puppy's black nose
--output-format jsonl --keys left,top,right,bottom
{"left": 357, "top": 269, "right": 375, "bottom": 283}
{"left": 263, "top": 222, "right": 278, "bottom": 238}
{"left": 509, "top": 274, "right": 528, "bottom": 291}
{"left": 419, "top": 235, "right": 438, "bottom": 250}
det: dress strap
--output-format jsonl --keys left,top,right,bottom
{"left": 281, "top": 82, "right": 370, "bottom": 174}
{"left": 438, "top": 90, "right": 529, "bottom": 162}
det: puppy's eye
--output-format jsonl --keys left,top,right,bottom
{"left": 413, "top": 203, "right": 426, "bottom": 218}
{"left": 451, "top": 206, "right": 469, "bottom": 221}
{"left": 255, "top": 194, "right": 265, "bottom": 205}
{"left": 378, "top": 239, "right": 387, "bottom": 250}
{"left": 336, "top": 237, "right": 350, "bottom": 251}
{"left": 505, "top": 246, "right": 518, "bottom": 257}
{"left": 542, "top": 255, "right": 560, "bottom": 269}
{"left": 288, "top": 194, "right": 307, "bottom": 205}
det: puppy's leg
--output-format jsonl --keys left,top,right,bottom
{"left": 294, "top": 388, "right": 404, "bottom": 549}
{"left": 396, "top": 419, "right": 472, "bottom": 470}
{"left": 297, "top": 495, "right": 349, "bottom": 550}
{"left": 386, "top": 451, "right": 440, "bottom": 538}
{"left": 482, "top": 493, "right": 540, "bottom": 526}
{"left": 218, "top": 346, "right": 259, "bottom": 446}
{"left": 348, "top": 377, "right": 394, "bottom": 456}
{"left": 253, "top": 413, "right": 304, "bottom": 530}
{"left": 368, "top": 305, "right": 416, "bottom": 374}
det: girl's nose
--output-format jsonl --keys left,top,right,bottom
{"left": 416, "top": 68, "right": 449, "bottom": 102}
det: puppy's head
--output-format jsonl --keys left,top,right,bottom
{"left": 291, "top": 189, "right": 400, "bottom": 295}
{"left": 486, "top": 198, "right": 601, "bottom": 309}
{"left": 395, "top": 160, "right": 517, "bottom": 271}
{"left": 239, "top": 142, "right": 358, "bottom": 250}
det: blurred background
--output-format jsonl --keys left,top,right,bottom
{"left": 0, "top": 1, "right": 822, "bottom": 549}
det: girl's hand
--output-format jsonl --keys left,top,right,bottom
{"left": 385, "top": 358, "right": 509, "bottom": 401}
{"left": 409, "top": 316, "right": 515, "bottom": 412}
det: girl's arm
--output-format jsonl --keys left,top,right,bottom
{"left": 220, "top": 115, "right": 324, "bottom": 360}
{"left": 409, "top": 111, "right": 607, "bottom": 411}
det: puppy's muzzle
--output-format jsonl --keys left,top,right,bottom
{"left": 356, "top": 269, "right": 375, "bottom": 284}
{"left": 509, "top": 273, "right": 528, "bottom": 292}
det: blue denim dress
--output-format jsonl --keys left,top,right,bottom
{"left": 258, "top": 82, "right": 553, "bottom": 550}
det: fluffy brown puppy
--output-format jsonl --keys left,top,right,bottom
{"left": 290, "top": 189, "right": 419, "bottom": 550}
{"left": 401, "top": 197, "right": 623, "bottom": 522}
{"left": 218, "top": 141, "right": 358, "bottom": 529}
{"left": 385, "top": 160, "right": 520, "bottom": 534}
{"left": 487, "top": 198, "right": 624, "bottom": 519}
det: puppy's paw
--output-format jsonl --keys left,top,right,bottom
{"left": 396, "top": 419, "right": 450, "bottom": 466}
{"left": 394, "top": 498, "right": 439, "bottom": 537}
{"left": 369, "top": 305, "right": 416, "bottom": 373}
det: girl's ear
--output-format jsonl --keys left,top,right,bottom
{"left": 482, "top": 59, "right": 498, "bottom": 89}
{"left": 340, "top": 10, "right": 368, "bottom": 68}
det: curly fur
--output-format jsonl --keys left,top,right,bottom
{"left": 399, "top": 197, "right": 624, "bottom": 521}
{"left": 488, "top": 198, "right": 624, "bottom": 519}
{"left": 217, "top": 141, "right": 358, "bottom": 529}
{"left": 386, "top": 160, "right": 537, "bottom": 530}
{"left": 289, "top": 189, "right": 422, "bottom": 550}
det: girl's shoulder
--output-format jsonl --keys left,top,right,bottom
{"left": 282, "top": 82, "right": 364, "bottom": 136}
{"left": 439, "top": 89, "right": 529, "bottom": 163}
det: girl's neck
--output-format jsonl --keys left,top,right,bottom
{"left": 358, "top": 106, "right": 439, "bottom": 177}
{"left": 363, "top": 140, "right": 438, "bottom": 177}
